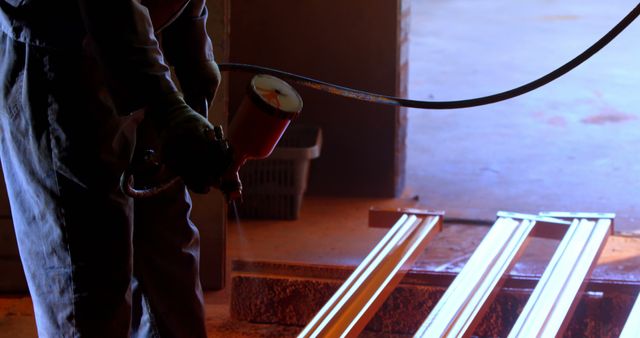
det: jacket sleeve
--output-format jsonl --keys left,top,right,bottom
{"left": 160, "top": 0, "right": 215, "bottom": 67}
{"left": 77, "top": 0, "right": 178, "bottom": 113}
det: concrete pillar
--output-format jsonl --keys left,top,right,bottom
{"left": 228, "top": 0, "right": 410, "bottom": 197}
{"left": 0, "top": 169, "right": 27, "bottom": 292}
{"left": 189, "top": 0, "right": 231, "bottom": 290}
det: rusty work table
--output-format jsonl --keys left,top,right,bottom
{"left": 229, "top": 222, "right": 640, "bottom": 337}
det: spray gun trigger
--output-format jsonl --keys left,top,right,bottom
{"left": 213, "top": 125, "right": 225, "bottom": 140}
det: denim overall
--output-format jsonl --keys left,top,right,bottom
{"left": 0, "top": 1, "right": 210, "bottom": 336}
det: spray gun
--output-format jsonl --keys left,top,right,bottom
{"left": 219, "top": 74, "right": 303, "bottom": 201}
{"left": 124, "top": 0, "right": 640, "bottom": 199}
{"left": 122, "top": 74, "right": 303, "bottom": 202}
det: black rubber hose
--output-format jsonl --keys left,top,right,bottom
{"left": 122, "top": 4, "right": 640, "bottom": 199}
{"left": 218, "top": 2, "right": 640, "bottom": 110}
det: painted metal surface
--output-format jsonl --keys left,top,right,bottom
{"left": 414, "top": 217, "right": 535, "bottom": 337}
{"left": 508, "top": 218, "right": 612, "bottom": 337}
{"left": 298, "top": 214, "right": 442, "bottom": 338}
{"left": 619, "top": 293, "right": 640, "bottom": 338}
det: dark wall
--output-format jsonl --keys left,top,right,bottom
{"left": 0, "top": 167, "right": 27, "bottom": 292}
{"left": 229, "top": 0, "right": 409, "bottom": 197}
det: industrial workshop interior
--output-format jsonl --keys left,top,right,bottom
{"left": 2, "top": 0, "right": 640, "bottom": 337}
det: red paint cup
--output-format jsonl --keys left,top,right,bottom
{"left": 222, "top": 74, "right": 303, "bottom": 200}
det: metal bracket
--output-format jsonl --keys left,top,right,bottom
{"left": 497, "top": 211, "right": 572, "bottom": 240}
{"left": 497, "top": 211, "right": 571, "bottom": 225}
{"left": 369, "top": 207, "right": 445, "bottom": 228}
{"left": 539, "top": 212, "right": 616, "bottom": 235}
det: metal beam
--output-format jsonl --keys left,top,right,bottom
{"left": 508, "top": 218, "right": 612, "bottom": 337}
{"left": 414, "top": 216, "right": 536, "bottom": 337}
{"left": 620, "top": 292, "right": 640, "bottom": 338}
{"left": 368, "top": 207, "right": 444, "bottom": 228}
{"left": 298, "top": 213, "right": 443, "bottom": 338}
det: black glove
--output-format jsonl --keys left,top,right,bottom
{"left": 149, "top": 93, "right": 230, "bottom": 193}
{"left": 174, "top": 60, "right": 221, "bottom": 116}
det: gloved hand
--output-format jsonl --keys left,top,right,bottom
{"left": 149, "top": 92, "right": 230, "bottom": 193}
{"left": 174, "top": 60, "right": 221, "bottom": 117}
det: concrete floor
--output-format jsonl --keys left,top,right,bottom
{"left": 3, "top": 0, "right": 640, "bottom": 336}
{"left": 218, "top": 0, "right": 640, "bottom": 334}
{"left": 222, "top": 0, "right": 640, "bottom": 283}
{"left": 405, "top": 0, "right": 640, "bottom": 231}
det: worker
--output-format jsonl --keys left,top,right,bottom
{"left": 0, "top": 0, "right": 227, "bottom": 336}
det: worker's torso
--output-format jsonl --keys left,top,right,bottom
{"left": 0, "top": 0, "right": 192, "bottom": 49}
{"left": 0, "top": 0, "right": 85, "bottom": 48}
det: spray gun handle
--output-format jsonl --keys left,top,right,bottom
{"left": 212, "top": 125, "right": 242, "bottom": 202}
{"left": 220, "top": 170, "right": 243, "bottom": 202}
{"left": 121, "top": 98, "right": 232, "bottom": 199}
{"left": 200, "top": 98, "right": 209, "bottom": 119}
{"left": 119, "top": 146, "right": 180, "bottom": 198}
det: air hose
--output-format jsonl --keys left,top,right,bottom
{"left": 123, "top": 3, "right": 640, "bottom": 199}
{"left": 218, "top": 2, "right": 640, "bottom": 110}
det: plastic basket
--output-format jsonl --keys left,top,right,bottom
{"left": 235, "top": 125, "right": 322, "bottom": 220}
